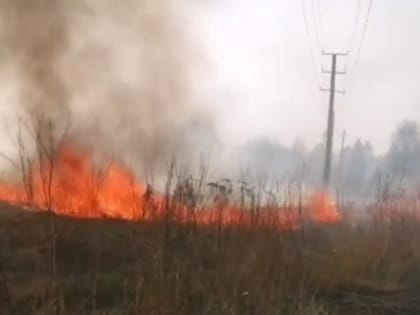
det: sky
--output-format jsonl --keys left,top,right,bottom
{"left": 0, "top": 0, "right": 419, "bottom": 167}
{"left": 190, "top": 0, "right": 420, "bottom": 155}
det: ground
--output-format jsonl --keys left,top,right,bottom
{"left": 1, "top": 202, "right": 420, "bottom": 315}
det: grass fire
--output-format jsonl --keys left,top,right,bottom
{"left": 0, "top": 140, "right": 340, "bottom": 228}
{"left": 1, "top": 0, "right": 420, "bottom": 314}
{"left": 1, "top": 124, "right": 420, "bottom": 315}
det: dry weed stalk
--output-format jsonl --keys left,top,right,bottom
{"left": 1, "top": 113, "right": 71, "bottom": 314}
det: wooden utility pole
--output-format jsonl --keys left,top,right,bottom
{"left": 320, "top": 51, "right": 348, "bottom": 189}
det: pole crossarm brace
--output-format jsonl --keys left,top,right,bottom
{"left": 321, "top": 50, "right": 349, "bottom": 56}
{"left": 322, "top": 69, "right": 346, "bottom": 75}
{"left": 319, "top": 87, "right": 346, "bottom": 95}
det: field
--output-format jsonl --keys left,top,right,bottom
{"left": 1, "top": 199, "right": 420, "bottom": 315}
{"left": 1, "top": 138, "right": 420, "bottom": 315}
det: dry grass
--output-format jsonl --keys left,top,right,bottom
{"left": 1, "top": 201, "right": 420, "bottom": 315}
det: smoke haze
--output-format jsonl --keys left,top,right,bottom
{"left": 0, "top": 0, "right": 214, "bottom": 175}
{"left": 0, "top": 0, "right": 419, "bottom": 195}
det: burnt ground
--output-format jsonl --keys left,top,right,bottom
{"left": 1, "top": 202, "right": 420, "bottom": 314}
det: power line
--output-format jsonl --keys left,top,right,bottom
{"left": 352, "top": 0, "right": 363, "bottom": 41}
{"left": 311, "top": 0, "right": 322, "bottom": 51}
{"left": 346, "top": 0, "right": 362, "bottom": 71}
{"left": 349, "top": 0, "right": 373, "bottom": 83}
{"left": 300, "top": 0, "right": 321, "bottom": 73}
{"left": 316, "top": 0, "right": 323, "bottom": 36}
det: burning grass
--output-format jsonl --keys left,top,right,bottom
{"left": 1, "top": 133, "right": 420, "bottom": 314}
{"left": 0, "top": 141, "right": 340, "bottom": 228}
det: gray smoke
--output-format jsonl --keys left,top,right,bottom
{"left": 1, "top": 0, "right": 69, "bottom": 126}
{"left": 0, "top": 0, "right": 214, "bottom": 175}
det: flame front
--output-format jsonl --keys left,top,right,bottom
{"left": 0, "top": 143, "right": 147, "bottom": 219}
{"left": 0, "top": 142, "right": 340, "bottom": 228}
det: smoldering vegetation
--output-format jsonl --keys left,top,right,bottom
{"left": 0, "top": 0, "right": 216, "bottom": 177}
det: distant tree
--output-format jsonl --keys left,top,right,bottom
{"left": 305, "top": 143, "right": 324, "bottom": 187}
{"left": 292, "top": 138, "right": 305, "bottom": 157}
{"left": 343, "top": 139, "right": 374, "bottom": 196}
{"left": 386, "top": 120, "right": 420, "bottom": 180}
{"left": 239, "top": 136, "right": 294, "bottom": 179}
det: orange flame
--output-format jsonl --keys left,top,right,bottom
{"left": 0, "top": 142, "right": 340, "bottom": 228}
{"left": 306, "top": 191, "right": 341, "bottom": 224}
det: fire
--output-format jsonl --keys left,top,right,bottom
{"left": 0, "top": 142, "right": 147, "bottom": 219}
{"left": 306, "top": 191, "right": 341, "bottom": 224}
{"left": 0, "top": 142, "right": 340, "bottom": 228}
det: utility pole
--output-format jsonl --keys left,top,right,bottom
{"left": 320, "top": 50, "right": 348, "bottom": 190}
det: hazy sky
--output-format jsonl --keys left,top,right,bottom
{"left": 191, "top": 0, "right": 420, "bottom": 154}
{"left": 1, "top": 0, "right": 419, "bottom": 164}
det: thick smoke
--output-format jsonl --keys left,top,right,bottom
{"left": 0, "top": 0, "right": 212, "bottom": 175}
{"left": 1, "top": 0, "right": 70, "bottom": 132}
